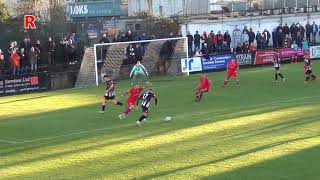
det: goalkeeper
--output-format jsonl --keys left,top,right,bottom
{"left": 129, "top": 61, "right": 149, "bottom": 85}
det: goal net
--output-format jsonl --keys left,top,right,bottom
{"left": 75, "top": 37, "right": 189, "bottom": 88}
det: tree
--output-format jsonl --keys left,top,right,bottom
{"left": 0, "top": 0, "right": 11, "bottom": 23}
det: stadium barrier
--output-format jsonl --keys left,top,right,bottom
{"left": 310, "top": 45, "right": 320, "bottom": 59}
{"left": 0, "top": 73, "right": 50, "bottom": 96}
{"left": 181, "top": 53, "right": 253, "bottom": 72}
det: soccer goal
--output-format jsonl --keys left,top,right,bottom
{"left": 74, "top": 37, "right": 189, "bottom": 87}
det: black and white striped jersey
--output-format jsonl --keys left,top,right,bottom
{"left": 105, "top": 80, "right": 115, "bottom": 97}
{"left": 273, "top": 61, "right": 280, "bottom": 68}
{"left": 140, "top": 91, "right": 155, "bottom": 108}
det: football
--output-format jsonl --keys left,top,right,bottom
{"left": 164, "top": 116, "right": 172, "bottom": 122}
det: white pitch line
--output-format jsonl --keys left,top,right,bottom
{"left": 0, "top": 139, "right": 18, "bottom": 144}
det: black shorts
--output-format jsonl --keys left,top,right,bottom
{"left": 274, "top": 67, "right": 280, "bottom": 71}
{"left": 305, "top": 70, "right": 312, "bottom": 75}
{"left": 104, "top": 96, "right": 115, "bottom": 100}
{"left": 142, "top": 106, "right": 149, "bottom": 113}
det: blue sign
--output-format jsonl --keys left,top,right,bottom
{"left": 66, "top": 0, "right": 121, "bottom": 18}
{"left": 181, "top": 57, "right": 203, "bottom": 72}
{"left": 201, "top": 54, "right": 234, "bottom": 70}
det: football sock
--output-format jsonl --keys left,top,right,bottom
{"left": 311, "top": 75, "right": 317, "bottom": 80}
{"left": 279, "top": 73, "right": 284, "bottom": 79}
{"left": 124, "top": 107, "right": 132, "bottom": 115}
{"left": 236, "top": 80, "right": 240, "bottom": 86}
{"left": 117, "top": 102, "right": 123, "bottom": 106}
{"left": 306, "top": 76, "right": 310, "bottom": 81}
{"left": 139, "top": 115, "right": 147, "bottom": 122}
{"left": 223, "top": 80, "right": 228, "bottom": 85}
{"left": 102, "top": 105, "right": 106, "bottom": 111}
{"left": 275, "top": 74, "right": 278, "bottom": 81}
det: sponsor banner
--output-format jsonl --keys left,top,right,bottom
{"left": 254, "top": 50, "right": 276, "bottom": 65}
{"left": 278, "top": 47, "right": 305, "bottom": 59}
{"left": 201, "top": 54, "right": 234, "bottom": 70}
{"left": 66, "top": 0, "right": 121, "bottom": 18}
{"left": 235, "top": 53, "right": 253, "bottom": 66}
{"left": 0, "top": 74, "right": 48, "bottom": 96}
{"left": 310, "top": 46, "right": 320, "bottom": 59}
{"left": 181, "top": 56, "right": 203, "bottom": 72}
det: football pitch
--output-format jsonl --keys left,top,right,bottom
{"left": 0, "top": 62, "right": 320, "bottom": 180}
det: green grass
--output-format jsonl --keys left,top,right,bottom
{"left": 0, "top": 62, "right": 320, "bottom": 180}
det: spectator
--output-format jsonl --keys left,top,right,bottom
{"left": 209, "top": 30, "right": 215, "bottom": 44}
{"left": 248, "top": 28, "right": 255, "bottom": 44}
{"left": 242, "top": 41, "right": 249, "bottom": 53}
{"left": 215, "top": 31, "right": 224, "bottom": 50}
{"left": 100, "top": 33, "right": 110, "bottom": 43}
{"left": 243, "top": 26, "right": 249, "bottom": 34}
{"left": 134, "top": 44, "right": 143, "bottom": 62}
{"left": 260, "top": 34, "right": 267, "bottom": 50}
{"left": 235, "top": 43, "right": 243, "bottom": 53}
{"left": 283, "top": 23, "right": 290, "bottom": 36}
{"left": 296, "top": 32, "right": 303, "bottom": 47}
{"left": 34, "top": 40, "right": 42, "bottom": 66}
{"left": 299, "top": 24, "right": 305, "bottom": 38}
{"left": 60, "top": 36, "right": 69, "bottom": 64}
{"left": 224, "top": 30, "right": 231, "bottom": 48}
{"left": 186, "top": 31, "right": 194, "bottom": 55}
{"left": 8, "top": 42, "right": 15, "bottom": 56}
{"left": 67, "top": 39, "right": 76, "bottom": 64}
{"left": 138, "top": 32, "right": 148, "bottom": 41}
{"left": 20, "top": 38, "right": 31, "bottom": 53}
{"left": 47, "top": 37, "right": 56, "bottom": 65}
{"left": 263, "top": 29, "right": 271, "bottom": 47}
{"left": 221, "top": 41, "right": 231, "bottom": 54}
{"left": 168, "top": 32, "right": 174, "bottom": 38}
{"left": 277, "top": 29, "right": 284, "bottom": 48}
{"left": 206, "top": 34, "right": 214, "bottom": 53}
{"left": 276, "top": 23, "right": 283, "bottom": 33}
{"left": 241, "top": 31, "right": 249, "bottom": 44}
{"left": 127, "top": 44, "right": 136, "bottom": 64}
{"left": 272, "top": 28, "right": 278, "bottom": 48}
{"left": 194, "top": 31, "right": 201, "bottom": 52}
{"left": 283, "top": 34, "right": 291, "bottom": 48}
{"left": 119, "top": 33, "right": 127, "bottom": 42}
{"left": 126, "top": 30, "right": 134, "bottom": 41}
{"left": 248, "top": 42, "right": 256, "bottom": 52}
{"left": 11, "top": 48, "right": 20, "bottom": 75}
{"left": 99, "top": 33, "right": 109, "bottom": 60}
{"left": 233, "top": 25, "right": 242, "bottom": 48}
{"left": 150, "top": 33, "right": 156, "bottom": 40}
{"left": 290, "top": 23, "right": 299, "bottom": 41}
{"left": 201, "top": 31, "right": 208, "bottom": 46}
{"left": 305, "top": 22, "right": 312, "bottom": 43}
{"left": 19, "top": 48, "right": 28, "bottom": 74}
{"left": 302, "top": 38, "right": 309, "bottom": 51}
{"left": 29, "top": 47, "right": 38, "bottom": 73}
{"left": 0, "top": 49, "right": 4, "bottom": 75}
{"left": 200, "top": 43, "right": 211, "bottom": 60}
{"left": 69, "top": 32, "right": 80, "bottom": 45}
{"left": 312, "top": 21, "right": 318, "bottom": 43}
{"left": 256, "top": 31, "right": 263, "bottom": 50}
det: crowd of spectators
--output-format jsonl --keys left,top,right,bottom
{"left": 186, "top": 21, "right": 320, "bottom": 57}
{"left": 0, "top": 32, "right": 82, "bottom": 76}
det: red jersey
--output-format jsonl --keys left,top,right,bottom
{"left": 228, "top": 60, "right": 239, "bottom": 72}
{"left": 200, "top": 76, "right": 210, "bottom": 88}
{"left": 128, "top": 87, "right": 144, "bottom": 102}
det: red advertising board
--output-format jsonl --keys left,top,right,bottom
{"left": 254, "top": 50, "right": 276, "bottom": 65}
{"left": 278, "top": 47, "right": 305, "bottom": 59}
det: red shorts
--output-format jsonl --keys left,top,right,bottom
{"left": 227, "top": 71, "right": 238, "bottom": 78}
{"left": 196, "top": 86, "right": 209, "bottom": 93}
{"left": 127, "top": 98, "right": 137, "bottom": 107}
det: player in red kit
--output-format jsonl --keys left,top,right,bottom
{"left": 223, "top": 59, "right": 240, "bottom": 87}
{"left": 195, "top": 72, "right": 212, "bottom": 102}
{"left": 119, "top": 84, "right": 144, "bottom": 119}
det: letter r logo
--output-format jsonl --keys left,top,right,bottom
{"left": 24, "top": 15, "right": 36, "bottom": 29}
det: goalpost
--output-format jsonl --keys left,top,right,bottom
{"left": 89, "top": 37, "right": 189, "bottom": 87}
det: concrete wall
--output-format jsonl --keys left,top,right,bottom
{"left": 181, "top": 12, "right": 320, "bottom": 47}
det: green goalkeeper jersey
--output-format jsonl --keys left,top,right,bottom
{"left": 130, "top": 65, "right": 148, "bottom": 77}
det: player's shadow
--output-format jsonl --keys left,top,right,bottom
{"left": 139, "top": 134, "right": 320, "bottom": 180}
